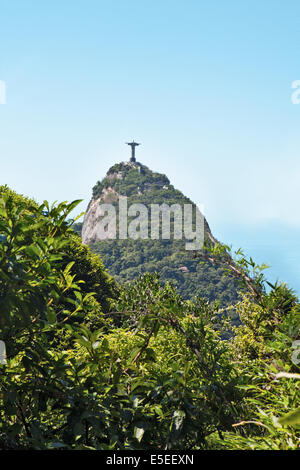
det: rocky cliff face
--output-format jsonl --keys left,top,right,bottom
{"left": 82, "top": 188, "right": 119, "bottom": 245}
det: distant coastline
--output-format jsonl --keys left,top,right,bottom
{"left": 214, "top": 221, "right": 300, "bottom": 295}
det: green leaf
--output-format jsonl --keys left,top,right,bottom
{"left": 25, "top": 245, "right": 41, "bottom": 258}
{"left": 277, "top": 407, "right": 300, "bottom": 427}
{"left": 46, "top": 310, "right": 57, "bottom": 324}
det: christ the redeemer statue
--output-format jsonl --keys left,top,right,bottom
{"left": 126, "top": 140, "right": 140, "bottom": 162}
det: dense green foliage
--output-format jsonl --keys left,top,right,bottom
{"left": 85, "top": 162, "right": 242, "bottom": 305}
{"left": 0, "top": 189, "right": 299, "bottom": 450}
{"left": 0, "top": 186, "right": 117, "bottom": 315}
{"left": 91, "top": 239, "right": 241, "bottom": 306}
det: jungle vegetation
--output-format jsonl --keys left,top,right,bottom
{"left": 0, "top": 186, "right": 299, "bottom": 450}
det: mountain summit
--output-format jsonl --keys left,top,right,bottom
{"left": 81, "top": 160, "right": 240, "bottom": 305}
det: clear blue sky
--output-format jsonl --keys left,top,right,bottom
{"left": 1, "top": 0, "right": 300, "bottom": 291}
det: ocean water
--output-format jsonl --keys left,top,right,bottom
{"left": 212, "top": 221, "right": 300, "bottom": 297}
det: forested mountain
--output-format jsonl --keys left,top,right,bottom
{"left": 79, "top": 161, "right": 241, "bottom": 305}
